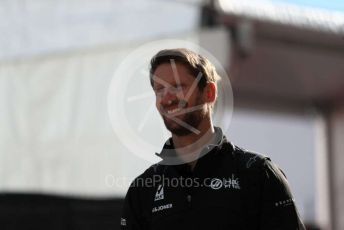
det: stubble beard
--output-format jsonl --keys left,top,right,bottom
{"left": 163, "top": 97, "right": 207, "bottom": 136}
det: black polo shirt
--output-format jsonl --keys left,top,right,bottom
{"left": 120, "top": 127, "right": 305, "bottom": 230}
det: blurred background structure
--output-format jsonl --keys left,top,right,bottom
{"left": 0, "top": 0, "right": 343, "bottom": 229}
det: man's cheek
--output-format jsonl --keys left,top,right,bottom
{"left": 156, "top": 104, "right": 164, "bottom": 116}
{"left": 155, "top": 99, "right": 161, "bottom": 110}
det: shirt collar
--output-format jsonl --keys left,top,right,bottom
{"left": 156, "top": 126, "right": 226, "bottom": 161}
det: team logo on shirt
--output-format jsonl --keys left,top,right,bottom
{"left": 210, "top": 178, "right": 223, "bottom": 190}
{"left": 210, "top": 175, "right": 241, "bottom": 190}
{"left": 154, "top": 184, "right": 164, "bottom": 201}
{"left": 120, "top": 218, "right": 126, "bottom": 226}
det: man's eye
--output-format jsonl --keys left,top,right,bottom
{"left": 177, "top": 85, "right": 187, "bottom": 91}
{"left": 154, "top": 88, "right": 164, "bottom": 95}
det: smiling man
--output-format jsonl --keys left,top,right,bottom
{"left": 120, "top": 48, "right": 305, "bottom": 229}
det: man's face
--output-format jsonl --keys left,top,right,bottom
{"left": 152, "top": 62, "right": 208, "bottom": 136}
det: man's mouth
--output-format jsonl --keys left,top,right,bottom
{"left": 162, "top": 100, "right": 188, "bottom": 116}
{"left": 166, "top": 107, "right": 182, "bottom": 115}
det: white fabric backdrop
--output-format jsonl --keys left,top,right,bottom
{"left": 0, "top": 45, "right": 148, "bottom": 196}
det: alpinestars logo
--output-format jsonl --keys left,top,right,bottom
{"left": 154, "top": 184, "right": 164, "bottom": 201}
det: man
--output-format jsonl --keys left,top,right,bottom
{"left": 120, "top": 48, "right": 305, "bottom": 229}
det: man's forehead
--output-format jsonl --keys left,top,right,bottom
{"left": 153, "top": 63, "right": 194, "bottom": 82}
{"left": 154, "top": 62, "right": 178, "bottom": 73}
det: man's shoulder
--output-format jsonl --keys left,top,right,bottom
{"left": 227, "top": 143, "right": 270, "bottom": 171}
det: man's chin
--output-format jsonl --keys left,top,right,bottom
{"left": 168, "top": 126, "right": 193, "bottom": 136}
{"left": 164, "top": 119, "right": 194, "bottom": 136}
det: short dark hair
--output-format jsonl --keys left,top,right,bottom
{"left": 149, "top": 48, "right": 221, "bottom": 90}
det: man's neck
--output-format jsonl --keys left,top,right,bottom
{"left": 171, "top": 119, "right": 215, "bottom": 170}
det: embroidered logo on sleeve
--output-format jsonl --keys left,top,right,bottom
{"left": 275, "top": 198, "right": 295, "bottom": 207}
{"left": 246, "top": 155, "right": 260, "bottom": 168}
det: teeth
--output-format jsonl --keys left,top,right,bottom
{"left": 167, "top": 107, "right": 182, "bottom": 114}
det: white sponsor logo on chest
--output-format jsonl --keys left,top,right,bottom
{"left": 210, "top": 174, "right": 241, "bottom": 190}
{"left": 154, "top": 184, "right": 164, "bottom": 201}
{"left": 152, "top": 203, "right": 173, "bottom": 213}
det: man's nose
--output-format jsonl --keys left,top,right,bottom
{"left": 160, "top": 89, "right": 177, "bottom": 106}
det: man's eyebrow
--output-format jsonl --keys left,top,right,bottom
{"left": 152, "top": 74, "right": 176, "bottom": 89}
{"left": 153, "top": 85, "right": 163, "bottom": 90}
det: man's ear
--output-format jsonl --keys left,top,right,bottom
{"left": 204, "top": 82, "right": 217, "bottom": 103}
